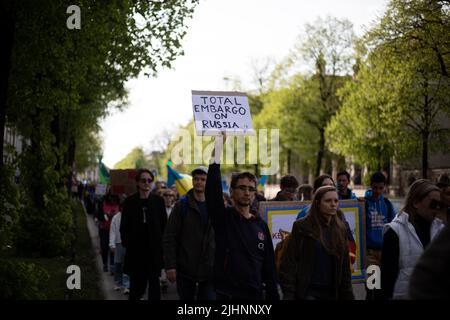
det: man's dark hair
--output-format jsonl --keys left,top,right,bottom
{"left": 135, "top": 168, "right": 154, "bottom": 182}
{"left": 337, "top": 170, "right": 351, "bottom": 181}
{"left": 370, "top": 171, "right": 386, "bottom": 185}
{"left": 230, "top": 172, "right": 257, "bottom": 189}
{"left": 438, "top": 174, "right": 450, "bottom": 184}
{"left": 298, "top": 184, "right": 313, "bottom": 193}
{"left": 280, "top": 175, "right": 299, "bottom": 189}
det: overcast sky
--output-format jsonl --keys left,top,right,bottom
{"left": 100, "top": 0, "right": 389, "bottom": 168}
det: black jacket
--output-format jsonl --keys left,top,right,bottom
{"left": 409, "top": 224, "right": 450, "bottom": 299}
{"left": 120, "top": 192, "right": 167, "bottom": 275}
{"left": 163, "top": 189, "right": 215, "bottom": 281}
{"left": 205, "top": 163, "right": 279, "bottom": 300}
{"left": 279, "top": 217, "right": 354, "bottom": 300}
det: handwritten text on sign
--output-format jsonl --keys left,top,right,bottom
{"left": 192, "top": 91, "right": 254, "bottom": 136}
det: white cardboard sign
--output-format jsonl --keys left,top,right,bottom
{"left": 192, "top": 90, "right": 254, "bottom": 136}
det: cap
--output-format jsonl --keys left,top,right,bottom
{"left": 191, "top": 166, "right": 208, "bottom": 176}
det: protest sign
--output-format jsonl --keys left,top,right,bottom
{"left": 192, "top": 90, "right": 254, "bottom": 136}
{"left": 259, "top": 200, "right": 367, "bottom": 282}
{"left": 95, "top": 184, "right": 107, "bottom": 196}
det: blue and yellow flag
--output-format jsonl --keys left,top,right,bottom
{"left": 167, "top": 163, "right": 193, "bottom": 196}
{"left": 257, "top": 175, "right": 268, "bottom": 191}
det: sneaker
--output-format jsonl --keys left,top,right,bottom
{"left": 113, "top": 286, "right": 121, "bottom": 291}
{"left": 123, "top": 288, "right": 130, "bottom": 295}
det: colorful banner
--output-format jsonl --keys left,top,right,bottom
{"left": 259, "top": 200, "right": 367, "bottom": 283}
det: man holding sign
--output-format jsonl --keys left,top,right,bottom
{"left": 205, "top": 133, "right": 279, "bottom": 300}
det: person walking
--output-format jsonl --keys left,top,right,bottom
{"left": 95, "top": 189, "right": 119, "bottom": 272}
{"left": 109, "top": 196, "right": 130, "bottom": 294}
{"left": 279, "top": 186, "right": 354, "bottom": 300}
{"left": 379, "top": 179, "right": 445, "bottom": 300}
{"left": 205, "top": 135, "right": 279, "bottom": 300}
{"left": 163, "top": 166, "right": 215, "bottom": 300}
{"left": 120, "top": 169, "right": 167, "bottom": 300}
{"left": 364, "top": 172, "right": 396, "bottom": 299}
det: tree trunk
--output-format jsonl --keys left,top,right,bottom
{"left": 422, "top": 131, "right": 429, "bottom": 179}
{"left": 0, "top": 0, "right": 16, "bottom": 169}
{"left": 315, "top": 128, "right": 325, "bottom": 177}
{"left": 332, "top": 158, "right": 338, "bottom": 181}
{"left": 30, "top": 119, "right": 44, "bottom": 209}
{"left": 66, "top": 136, "right": 76, "bottom": 196}
{"left": 287, "top": 149, "right": 291, "bottom": 174}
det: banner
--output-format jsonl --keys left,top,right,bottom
{"left": 259, "top": 200, "right": 367, "bottom": 282}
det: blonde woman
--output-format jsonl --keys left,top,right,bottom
{"left": 380, "top": 179, "right": 445, "bottom": 300}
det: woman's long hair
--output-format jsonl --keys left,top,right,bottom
{"left": 305, "top": 186, "right": 347, "bottom": 258}
{"left": 401, "top": 179, "right": 440, "bottom": 223}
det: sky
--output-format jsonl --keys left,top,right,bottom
{"left": 100, "top": 0, "right": 389, "bottom": 168}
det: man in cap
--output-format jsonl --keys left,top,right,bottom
{"left": 163, "top": 166, "right": 215, "bottom": 300}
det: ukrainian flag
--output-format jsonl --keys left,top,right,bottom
{"left": 257, "top": 175, "right": 268, "bottom": 191}
{"left": 167, "top": 162, "right": 193, "bottom": 196}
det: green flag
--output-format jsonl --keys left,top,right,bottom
{"left": 99, "top": 160, "right": 110, "bottom": 184}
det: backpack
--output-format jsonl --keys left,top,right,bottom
{"left": 274, "top": 229, "right": 291, "bottom": 274}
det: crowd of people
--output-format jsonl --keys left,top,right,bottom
{"left": 84, "top": 137, "right": 450, "bottom": 300}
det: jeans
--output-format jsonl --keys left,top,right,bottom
{"left": 113, "top": 243, "right": 129, "bottom": 288}
{"left": 176, "top": 273, "right": 216, "bottom": 300}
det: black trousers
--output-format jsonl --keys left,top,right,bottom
{"left": 129, "top": 270, "right": 161, "bottom": 300}
{"left": 99, "top": 228, "right": 114, "bottom": 268}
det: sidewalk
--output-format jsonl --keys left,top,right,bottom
{"left": 84, "top": 206, "right": 128, "bottom": 300}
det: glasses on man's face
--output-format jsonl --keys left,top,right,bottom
{"left": 163, "top": 194, "right": 174, "bottom": 198}
{"left": 234, "top": 185, "right": 256, "bottom": 193}
{"left": 140, "top": 178, "right": 153, "bottom": 184}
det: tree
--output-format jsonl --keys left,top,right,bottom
{"left": 74, "top": 130, "right": 102, "bottom": 173}
{"left": 326, "top": 59, "right": 403, "bottom": 170}
{"left": 2, "top": 0, "right": 199, "bottom": 256}
{"left": 328, "top": 0, "right": 450, "bottom": 178}
{"left": 288, "top": 16, "right": 355, "bottom": 176}
{"left": 366, "top": 0, "right": 450, "bottom": 178}
{"left": 114, "top": 147, "right": 151, "bottom": 169}
{"left": 368, "top": 0, "right": 449, "bottom": 78}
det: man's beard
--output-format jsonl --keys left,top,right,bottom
{"left": 235, "top": 199, "right": 251, "bottom": 207}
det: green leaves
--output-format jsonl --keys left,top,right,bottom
{"left": 4, "top": 0, "right": 199, "bottom": 256}
{"left": 327, "top": 0, "right": 450, "bottom": 174}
